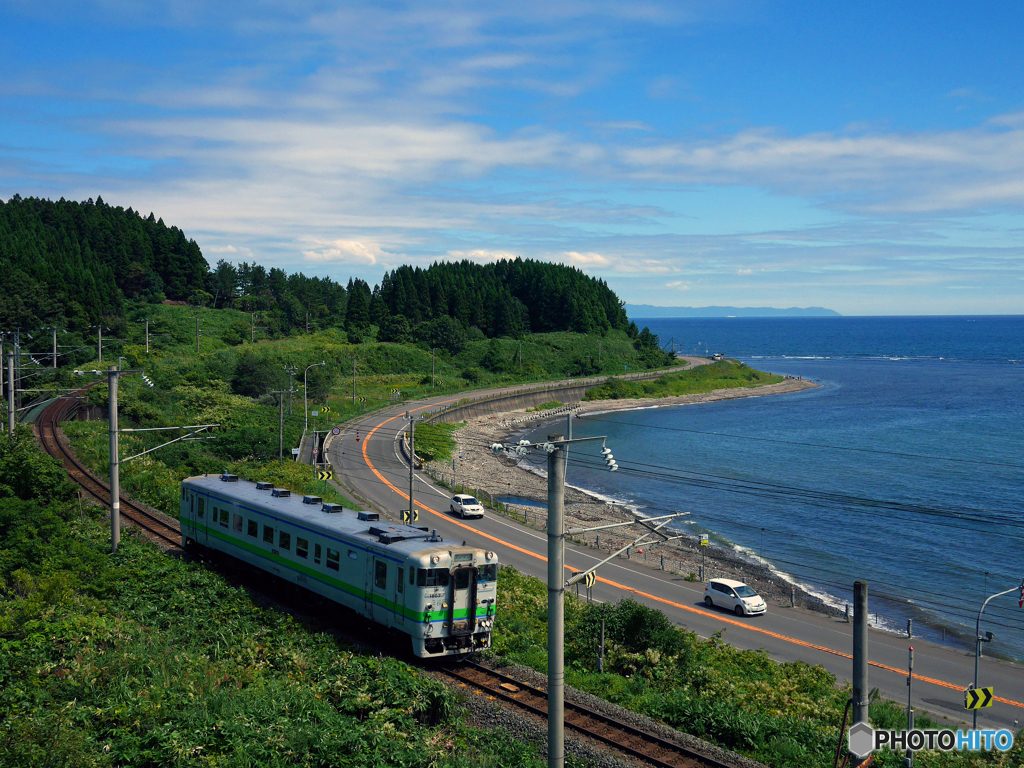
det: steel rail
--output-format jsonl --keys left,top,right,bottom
{"left": 35, "top": 390, "right": 182, "bottom": 551}
{"left": 441, "top": 660, "right": 741, "bottom": 768}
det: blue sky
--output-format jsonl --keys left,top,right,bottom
{"left": 2, "top": 1, "right": 1022, "bottom": 315}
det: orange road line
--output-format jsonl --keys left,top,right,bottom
{"left": 359, "top": 405, "right": 1024, "bottom": 710}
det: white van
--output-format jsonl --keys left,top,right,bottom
{"left": 704, "top": 578, "right": 767, "bottom": 617}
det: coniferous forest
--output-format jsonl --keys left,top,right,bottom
{"left": 1, "top": 195, "right": 643, "bottom": 349}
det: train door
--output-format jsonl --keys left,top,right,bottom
{"left": 395, "top": 566, "right": 406, "bottom": 627}
{"left": 370, "top": 556, "right": 393, "bottom": 626}
{"left": 447, "top": 566, "right": 477, "bottom": 637}
{"left": 192, "top": 490, "right": 208, "bottom": 544}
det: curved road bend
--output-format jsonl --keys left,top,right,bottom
{"left": 324, "top": 366, "right": 1024, "bottom": 731}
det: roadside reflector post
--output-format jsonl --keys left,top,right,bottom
{"left": 791, "top": 586, "right": 796, "bottom": 607}
{"left": 852, "top": 579, "right": 869, "bottom": 763}
{"left": 908, "top": 619, "right": 913, "bottom": 638}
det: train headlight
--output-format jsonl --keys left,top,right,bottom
{"left": 431, "top": 554, "right": 440, "bottom": 564}
{"left": 486, "top": 551, "right": 495, "bottom": 561}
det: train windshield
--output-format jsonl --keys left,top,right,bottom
{"left": 477, "top": 564, "right": 497, "bottom": 582}
{"left": 416, "top": 568, "right": 450, "bottom": 587}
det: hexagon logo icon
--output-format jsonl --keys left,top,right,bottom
{"left": 848, "top": 722, "right": 875, "bottom": 758}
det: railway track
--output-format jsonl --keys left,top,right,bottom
{"left": 441, "top": 660, "right": 741, "bottom": 768}
{"left": 34, "top": 388, "right": 738, "bottom": 768}
{"left": 35, "top": 389, "right": 182, "bottom": 551}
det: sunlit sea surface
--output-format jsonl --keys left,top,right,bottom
{"left": 526, "top": 316, "right": 1024, "bottom": 659}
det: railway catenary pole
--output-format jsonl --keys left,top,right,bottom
{"left": 52, "top": 326, "right": 58, "bottom": 368}
{"left": 547, "top": 434, "right": 566, "bottom": 768}
{"left": 108, "top": 366, "right": 121, "bottom": 553}
{"left": 6, "top": 351, "right": 14, "bottom": 437}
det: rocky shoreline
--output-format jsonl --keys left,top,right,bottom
{"left": 424, "top": 377, "right": 849, "bottom": 617}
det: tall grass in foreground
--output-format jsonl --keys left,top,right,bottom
{"left": 0, "top": 497, "right": 568, "bottom": 767}
{"left": 491, "top": 567, "right": 1023, "bottom": 768}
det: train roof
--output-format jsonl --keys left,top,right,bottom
{"left": 183, "top": 474, "right": 478, "bottom": 559}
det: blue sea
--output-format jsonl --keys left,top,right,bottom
{"left": 530, "top": 317, "right": 1024, "bottom": 659}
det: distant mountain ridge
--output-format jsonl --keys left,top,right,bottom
{"left": 625, "top": 304, "right": 841, "bottom": 318}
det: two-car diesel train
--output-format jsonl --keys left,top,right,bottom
{"left": 179, "top": 473, "right": 497, "bottom": 658}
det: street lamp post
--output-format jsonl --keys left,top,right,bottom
{"left": 303, "top": 361, "right": 326, "bottom": 433}
{"left": 972, "top": 584, "right": 1021, "bottom": 729}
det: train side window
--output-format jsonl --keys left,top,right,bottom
{"left": 279, "top": 531, "right": 291, "bottom": 551}
{"left": 197, "top": 498, "right": 205, "bottom": 518}
{"left": 263, "top": 525, "right": 274, "bottom": 544}
{"left": 374, "top": 560, "right": 387, "bottom": 589}
{"left": 397, "top": 568, "right": 404, "bottom": 594}
{"left": 409, "top": 567, "right": 415, "bottom": 585}
{"left": 247, "top": 520, "right": 258, "bottom": 537}
{"left": 314, "top": 543, "right": 322, "bottom": 564}
{"left": 181, "top": 488, "right": 185, "bottom": 500}
{"left": 296, "top": 538, "right": 308, "bottom": 558}
{"left": 326, "top": 548, "right": 340, "bottom": 571}
{"left": 233, "top": 514, "right": 243, "bottom": 533}
{"left": 219, "top": 508, "right": 229, "bottom": 527}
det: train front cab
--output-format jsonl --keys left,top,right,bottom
{"left": 412, "top": 554, "right": 497, "bottom": 657}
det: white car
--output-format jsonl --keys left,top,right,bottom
{"left": 450, "top": 494, "right": 484, "bottom": 519}
{"left": 704, "top": 578, "right": 767, "bottom": 617}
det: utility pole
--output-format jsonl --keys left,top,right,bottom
{"left": 546, "top": 435, "right": 567, "bottom": 768}
{"left": 98, "top": 326, "right": 103, "bottom": 362}
{"left": 251, "top": 312, "right": 255, "bottom": 344}
{"left": 519, "top": 340, "right": 523, "bottom": 371}
{"left": 144, "top": 318, "right": 150, "bottom": 353}
{"left": 195, "top": 317, "right": 200, "bottom": 354}
{"left": 906, "top": 647, "right": 914, "bottom": 767}
{"left": 270, "top": 389, "right": 289, "bottom": 459}
{"left": 52, "top": 327, "right": 58, "bottom": 368}
{"left": 284, "top": 365, "right": 298, "bottom": 416}
{"left": 352, "top": 359, "right": 356, "bottom": 405}
{"left": 431, "top": 348, "right": 435, "bottom": 389}
{"left": 852, "top": 580, "right": 869, "bottom": 762}
{"left": 406, "top": 411, "right": 424, "bottom": 519}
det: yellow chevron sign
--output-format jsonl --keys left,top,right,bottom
{"left": 965, "top": 687, "right": 994, "bottom": 710}
{"left": 402, "top": 508, "right": 419, "bottom": 523}
{"left": 584, "top": 571, "right": 596, "bottom": 589}
{"left": 315, "top": 470, "right": 333, "bottom": 481}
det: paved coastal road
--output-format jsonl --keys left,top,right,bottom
{"left": 325, "top": 371, "right": 1024, "bottom": 731}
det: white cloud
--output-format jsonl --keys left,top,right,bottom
{"left": 665, "top": 280, "right": 690, "bottom": 290}
{"left": 565, "top": 251, "right": 611, "bottom": 266}
{"left": 737, "top": 268, "right": 752, "bottom": 275}
{"left": 301, "top": 239, "right": 392, "bottom": 265}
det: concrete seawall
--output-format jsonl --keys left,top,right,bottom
{"left": 426, "top": 382, "right": 597, "bottom": 424}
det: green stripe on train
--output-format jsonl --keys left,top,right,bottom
{"left": 178, "top": 516, "right": 476, "bottom": 623}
